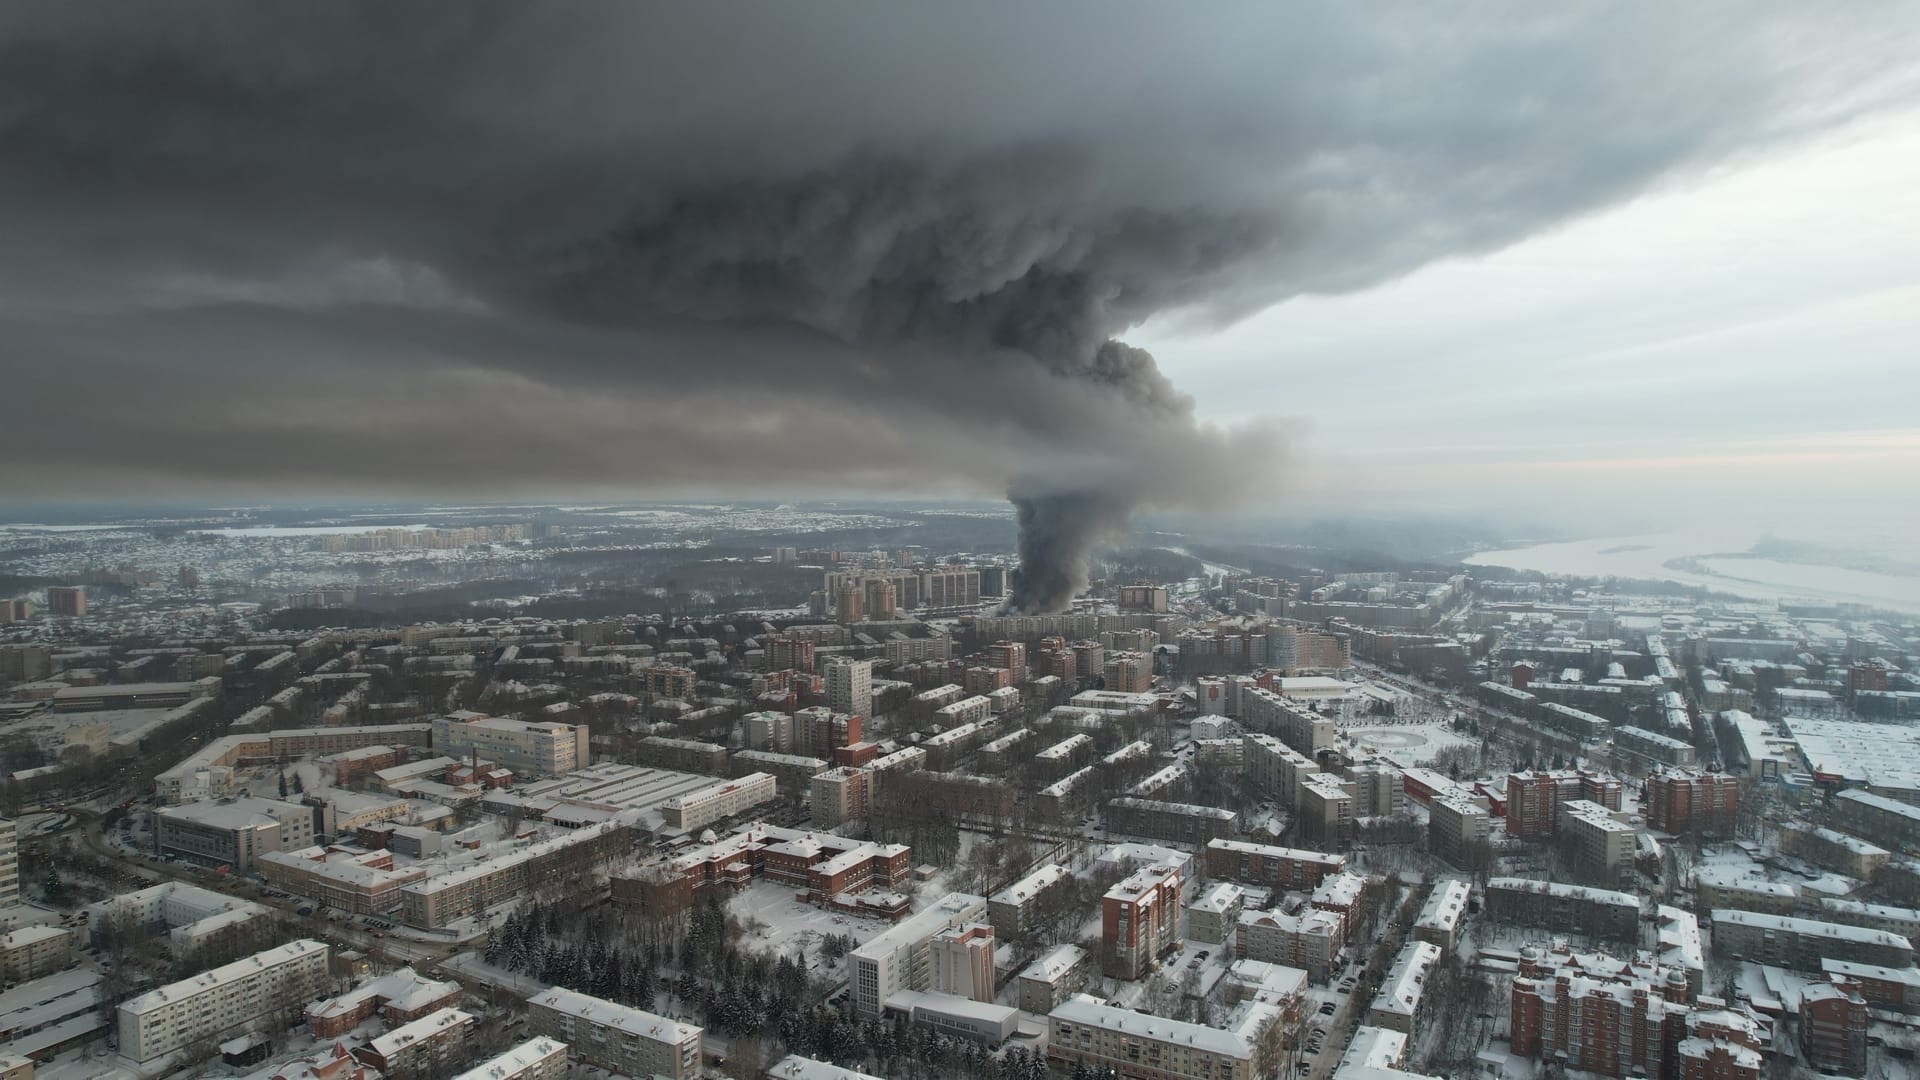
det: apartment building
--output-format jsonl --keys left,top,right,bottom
{"left": 1692, "top": 866, "right": 1798, "bottom": 916}
{"left": 1102, "top": 863, "right": 1183, "bottom": 980}
{"left": 1800, "top": 978, "right": 1870, "bottom": 1075}
{"left": 1645, "top": 771, "right": 1739, "bottom": 837}
{"left": 1242, "top": 688, "right": 1333, "bottom": 757}
{"left": 527, "top": 988, "right": 702, "bottom": 1079}
{"left": 1412, "top": 880, "right": 1471, "bottom": 952}
{"left": 933, "top": 695, "right": 993, "bottom": 729}
{"left": 1367, "top": 941, "right": 1442, "bottom": 1033}
{"left": 1105, "top": 797, "right": 1237, "bottom": 846}
{"left": 1484, "top": 879, "right": 1640, "bottom": 944}
{"left": 849, "top": 893, "right": 989, "bottom": 1018}
{"left": 809, "top": 767, "right": 871, "bottom": 828}
{"left": 1505, "top": 769, "right": 1622, "bottom": 839}
{"left": 155, "top": 797, "right": 314, "bottom": 871}
{"left": 431, "top": 715, "right": 589, "bottom": 779}
{"left": 1832, "top": 788, "right": 1920, "bottom": 853}
{"left": 0, "top": 925, "right": 71, "bottom": 982}
{"left": 1427, "top": 792, "right": 1491, "bottom": 870}
{"left": 351, "top": 1007, "right": 475, "bottom": 1077}
{"left": 637, "top": 736, "right": 729, "bottom": 775}
{"left": 825, "top": 657, "right": 874, "bottom": 721}
{"left": 1296, "top": 772, "right": 1358, "bottom": 846}
{"left": 1237, "top": 908, "right": 1344, "bottom": 983}
{"left": 1779, "top": 824, "right": 1892, "bottom": 880}
{"left": 1613, "top": 726, "right": 1697, "bottom": 769}
{"left": 1709, "top": 911, "right": 1913, "bottom": 970}
{"left": 988, "top": 863, "right": 1070, "bottom": 938}
{"left": 452, "top": 1037, "right": 570, "bottom": 1080}
{"left": 1206, "top": 839, "right": 1346, "bottom": 891}
{"left": 1557, "top": 799, "right": 1636, "bottom": 884}
{"left": 660, "top": 772, "right": 778, "bottom": 832}
{"left": 1189, "top": 883, "right": 1247, "bottom": 947}
{"left": 1509, "top": 944, "right": 1692, "bottom": 1080}
{"left": 1048, "top": 994, "right": 1280, "bottom": 1080}
{"left": 1016, "top": 945, "right": 1090, "bottom": 1015}
{"left": 0, "top": 817, "right": 15, "bottom": 908}
{"left": 117, "top": 939, "right": 330, "bottom": 1064}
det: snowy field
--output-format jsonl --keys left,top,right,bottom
{"left": 727, "top": 879, "right": 898, "bottom": 958}
{"left": 1341, "top": 722, "right": 1478, "bottom": 765}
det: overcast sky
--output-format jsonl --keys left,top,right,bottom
{"left": 2, "top": 4, "right": 1916, "bottom": 542}
{"left": 1140, "top": 109, "right": 1920, "bottom": 530}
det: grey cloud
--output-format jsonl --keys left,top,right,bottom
{"left": 0, "top": 3, "right": 1913, "bottom": 607}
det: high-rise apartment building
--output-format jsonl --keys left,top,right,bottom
{"left": 863, "top": 578, "right": 898, "bottom": 621}
{"left": 1104, "top": 651, "right": 1153, "bottom": 693}
{"left": 825, "top": 657, "right": 873, "bottom": 722}
{"left": 986, "top": 641, "right": 1027, "bottom": 683}
{"left": 0, "top": 818, "right": 16, "bottom": 909}
{"left": 1102, "top": 863, "right": 1183, "bottom": 979}
{"left": 1644, "top": 771, "right": 1738, "bottom": 838}
{"left": 45, "top": 586, "right": 86, "bottom": 617}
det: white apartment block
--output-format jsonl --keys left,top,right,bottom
{"left": 527, "top": 987, "right": 702, "bottom": 1080}
{"left": 659, "top": 772, "right": 777, "bottom": 832}
{"left": 850, "top": 892, "right": 989, "bottom": 1018}
{"left": 117, "top": 939, "right": 329, "bottom": 1064}
{"left": 826, "top": 657, "right": 874, "bottom": 721}
{"left": 1048, "top": 994, "right": 1279, "bottom": 1080}
{"left": 935, "top": 695, "right": 994, "bottom": 727}
{"left": 432, "top": 715, "right": 589, "bottom": 778}
{"left": 453, "top": 1037, "right": 570, "bottom": 1080}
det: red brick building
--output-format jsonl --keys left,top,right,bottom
{"left": 1506, "top": 770, "right": 1624, "bottom": 839}
{"left": 1102, "top": 863, "right": 1183, "bottom": 980}
{"left": 1645, "top": 772, "right": 1739, "bottom": 838}
{"left": 1510, "top": 945, "right": 1692, "bottom": 1078}
{"left": 1206, "top": 839, "right": 1347, "bottom": 892}
{"left": 306, "top": 967, "right": 463, "bottom": 1038}
{"left": 1800, "top": 978, "right": 1868, "bottom": 1076}
{"left": 611, "top": 823, "right": 910, "bottom": 920}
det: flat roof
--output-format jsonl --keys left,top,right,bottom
{"left": 527, "top": 987, "right": 699, "bottom": 1045}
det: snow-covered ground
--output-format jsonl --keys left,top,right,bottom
{"left": 728, "top": 879, "right": 896, "bottom": 959}
{"left": 1341, "top": 722, "right": 1478, "bottom": 765}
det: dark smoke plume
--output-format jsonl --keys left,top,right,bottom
{"left": 0, "top": 5, "right": 1913, "bottom": 609}
{"left": 1009, "top": 490, "right": 1137, "bottom": 614}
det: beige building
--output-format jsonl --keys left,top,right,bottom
{"left": 1297, "top": 772, "right": 1356, "bottom": 845}
{"left": 527, "top": 988, "right": 702, "bottom": 1080}
{"left": 0, "top": 925, "right": 71, "bottom": 981}
{"left": 431, "top": 715, "right": 588, "bottom": 778}
{"left": 1427, "top": 793, "right": 1491, "bottom": 870}
{"left": 117, "top": 939, "right": 329, "bottom": 1065}
{"left": 1557, "top": 799, "right": 1636, "bottom": 884}
{"left": 660, "top": 772, "right": 777, "bottom": 832}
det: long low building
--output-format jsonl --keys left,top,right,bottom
{"left": 1484, "top": 878, "right": 1640, "bottom": 944}
{"left": 1106, "top": 797, "right": 1237, "bottom": 846}
{"left": 117, "top": 939, "right": 329, "bottom": 1065}
{"left": 1206, "top": 839, "right": 1347, "bottom": 891}
{"left": 1048, "top": 993, "right": 1282, "bottom": 1080}
{"left": 401, "top": 818, "right": 635, "bottom": 928}
{"left": 1709, "top": 910, "right": 1914, "bottom": 971}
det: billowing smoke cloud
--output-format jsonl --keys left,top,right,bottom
{"left": 1009, "top": 491, "right": 1137, "bottom": 614}
{"left": 0, "top": 4, "right": 1913, "bottom": 608}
